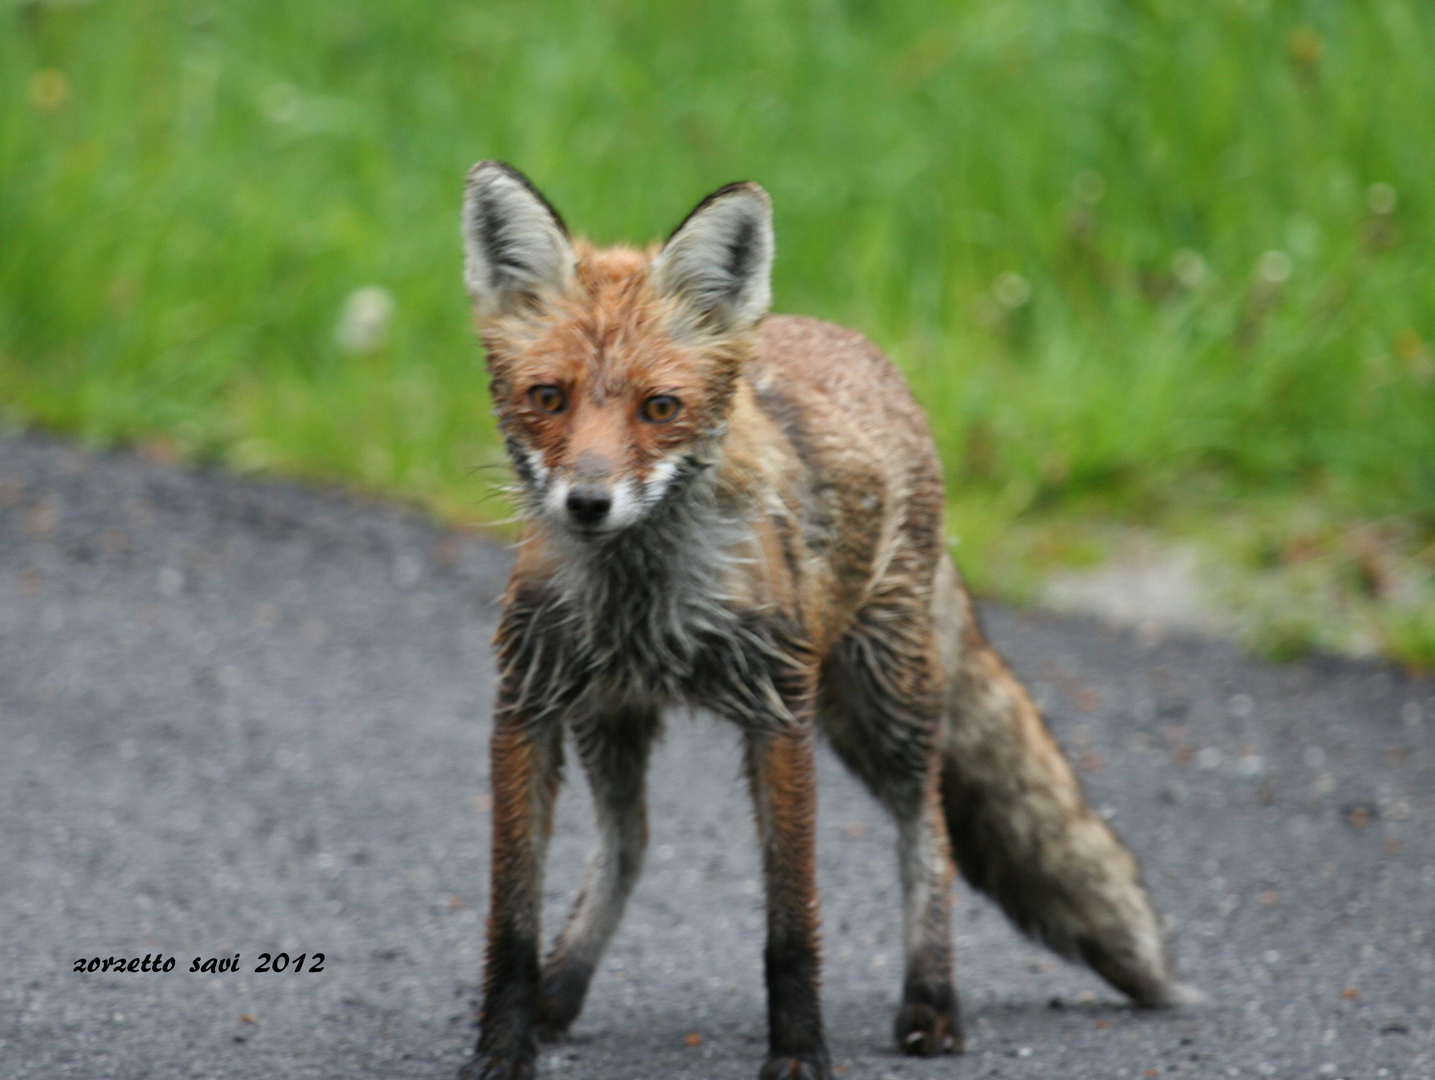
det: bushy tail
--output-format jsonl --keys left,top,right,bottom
{"left": 930, "top": 556, "right": 1197, "bottom": 1006}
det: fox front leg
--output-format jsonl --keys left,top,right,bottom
{"left": 745, "top": 723, "right": 831, "bottom": 1080}
{"left": 461, "top": 716, "right": 563, "bottom": 1080}
{"left": 537, "top": 708, "right": 658, "bottom": 1037}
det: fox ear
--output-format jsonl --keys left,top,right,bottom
{"left": 652, "top": 181, "right": 773, "bottom": 336}
{"left": 462, "top": 161, "right": 575, "bottom": 318}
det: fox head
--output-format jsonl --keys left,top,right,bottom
{"left": 461, "top": 161, "right": 774, "bottom": 538}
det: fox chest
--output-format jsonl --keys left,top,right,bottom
{"left": 495, "top": 577, "right": 808, "bottom": 729}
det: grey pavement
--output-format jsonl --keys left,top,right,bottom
{"left": 1, "top": 432, "right": 1432, "bottom": 1080}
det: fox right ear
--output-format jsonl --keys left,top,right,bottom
{"left": 462, "top": 161, "right": 575, "bottom": 318}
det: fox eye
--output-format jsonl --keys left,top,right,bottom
{"left": 641, "top": 395, "right": 681, "bottom": 423}
{"left": 528, "top": 385, "right": 566, "bottom": 414}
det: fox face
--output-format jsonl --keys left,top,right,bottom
{"left": 481, "top": 278, "right": 734, "bottom": 535}
{"left": 462, "top": 163, "right": 773, "bottom": 538}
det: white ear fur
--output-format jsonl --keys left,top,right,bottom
{"left": 651, "top": 182, "right": 774, "bottom": 335}
{"left": 462, "top": 161, "right": 575, "bottom": 318}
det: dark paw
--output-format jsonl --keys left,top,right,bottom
{"left": 758, "top": 1052, "right": 832, "bottom": 1080}
{"left": 457, "top": 1052, "right": 535, "bottom": 1080}
{"left": 894, "top": 999, "right": 963, "bottom": 1056}
{"left": 535, "top": 960, "right": 592, "bottom": 1040}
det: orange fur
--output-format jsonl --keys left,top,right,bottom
{"left": 457, "top": 163, "right": 1188, "bottom": 1080}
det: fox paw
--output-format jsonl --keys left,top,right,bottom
{"left": 535, "top": 961, "right": 591, "bottom": 1040}
{"left": 894, "top": 999, "right": 963, "bottom": 1056}
{"left": 457, "top": 1052, "right": 535, "bottom": 1080}
{"left": 758, "top": 1052, "right": 832, "bottom": 1080}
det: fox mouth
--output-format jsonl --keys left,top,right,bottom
{"left": 563, "top": 517, "right": 622, "bottom": 540}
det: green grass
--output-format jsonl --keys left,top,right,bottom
{"left": 3, "top": 0, "right": 1434, "bottom": 665}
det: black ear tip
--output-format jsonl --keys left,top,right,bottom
{"left": 665, "top": 181, "right": 772, "bottom": 243}
{"left": 463, "top": 161, "right": 570, "bottom": 239}
{"left": 468, "top": 159, "right": 525, "bottom": 185}
{"left": 732, "top": 180, "right": 770, "bottom": 203}
{"left": 703, "top": 181, "right": 770, "bottom": 211}
{"left": 465, "top": 161, "right": 537, "bottom": 198}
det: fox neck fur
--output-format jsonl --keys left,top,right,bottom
{"left": 498, "top": 375, "right": 816, "bottom": 731}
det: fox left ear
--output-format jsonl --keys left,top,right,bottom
{"left": 652, "top": 182, "right": 774, "bottom": 336}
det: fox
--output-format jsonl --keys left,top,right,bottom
{"left": 456, "top": 161, "right": 1194, "bottom": 1080}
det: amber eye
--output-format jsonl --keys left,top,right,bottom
{"left": 528, "top": 385, "right": 566, "bottom": 414}
{"left": 641, "top": 395, "right": 681, "bottom": 423}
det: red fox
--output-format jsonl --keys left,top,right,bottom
{"left": 457, "top": 162, "right": 1194, "bottom": 1080}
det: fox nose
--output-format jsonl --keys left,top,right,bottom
{"left": 566, "top": 483, "right": 612, "bottom": 527}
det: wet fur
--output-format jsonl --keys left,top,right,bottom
{"left": 458, "top": 163, "right": 1188, "bottom": 1080}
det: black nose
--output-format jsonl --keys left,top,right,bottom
{"left": 566, "top": 483, "right": 612, "bottom": 526}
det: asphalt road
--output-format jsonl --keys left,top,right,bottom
{"left": 2, "top": 432, "right": 1432, "bottom": 1080}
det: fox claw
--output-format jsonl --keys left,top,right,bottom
{"left": 457, "top": 1053, "right": 535, "bottom": 1080}
{"left": 894, "top": 999, "right": 964, "bottom": 1057}
{"left": 758, "top": 1053, "right": 832, "bottom": 1080}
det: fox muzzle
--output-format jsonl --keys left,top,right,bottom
{"left": 565, "top": 483, "right": 613, "bottom": 527}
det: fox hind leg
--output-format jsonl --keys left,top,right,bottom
{"left": 536, "top": 708, "right": 659, "bottom": 1038}
{"left": 891, "top": 773, "right": 961, "bottom": 1054}
{"left": 820, "top": 615, "right": 962, "bottom": 1056}
{"left": 931, "top": 553, "right": 1192, "bottom": 1006}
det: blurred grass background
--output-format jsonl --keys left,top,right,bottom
{"left": 3, "top": 0, "right": 1434, "bottom": 664}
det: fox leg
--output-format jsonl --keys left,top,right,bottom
{"left": 463, "top": 715, "right": 564, "bottom": 1080}
{"left": 536, "top": 708, "right": 658, "bottom": 1037}
{"left": 931, "top": 553, "right": 1192, "bottom": 1006}
{"left": 744, "top": 722, "right": 831, "bottom": 1080}
{"left": 892, "top": 769, "right": 960, "bottom": 1054}
{"left": 820, "top": 619, "right": 961, "bottom": 1056}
